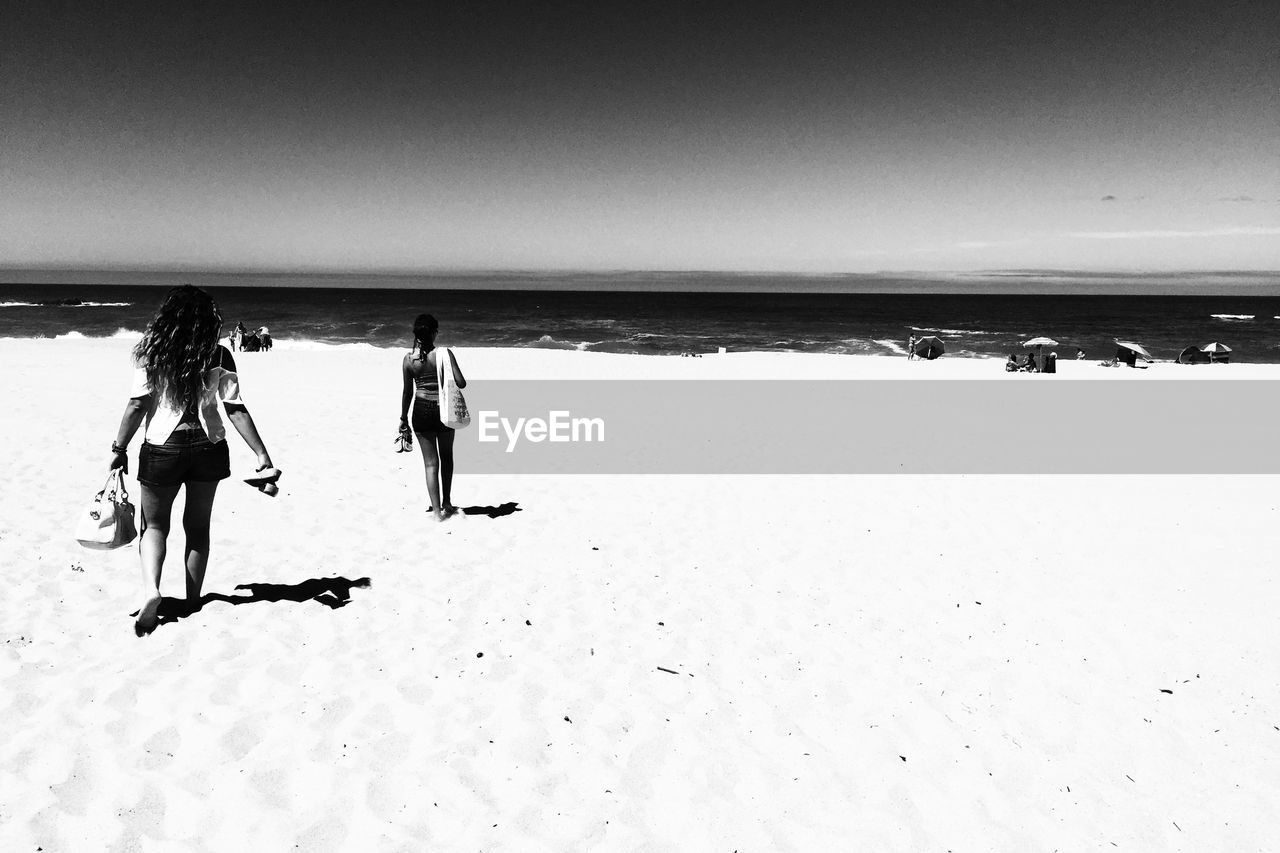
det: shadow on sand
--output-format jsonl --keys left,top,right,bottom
{"left": 462, "top": 501, "right": 522, "bottom": 518}
{"left": 214, "top": 576, "right": 372, "bottom": 609}
{"left": 147, "top": 576, "right": 372, "bottom": 629}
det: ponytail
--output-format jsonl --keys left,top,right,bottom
{"left": 412, "top": 313, "right": 438, "bottom": 360}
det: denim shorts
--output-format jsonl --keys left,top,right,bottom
{"left": 138, "top": 428, "right": 231, "bottom": 487}
{"left": 411, "top": 397, "right": 453, "bottom": 435}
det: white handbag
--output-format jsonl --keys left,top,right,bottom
{"left": 76, "top": 469, "right": 138, "bottom": 550}
{"left": 438, "top": 348, "right": 471, "bottom": 430}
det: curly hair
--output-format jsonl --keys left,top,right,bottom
{"left": 133, "top": 285, "right": 223, "bottom": 410}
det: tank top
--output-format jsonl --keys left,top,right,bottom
{"left": 411, "top": 349, "right": 439, "bottom": 400}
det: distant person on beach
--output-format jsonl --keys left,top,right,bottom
{"left": 1076, "top": 348, "right": 1086, "bottom": 360}
{"left": 907, "top": 334, "right": 916, "bottom": 360}
{"left": 401, "top": 313, "right": 467, "bottom": 522}
{"left": 230, "top": 321, "right": 247, "bottom": 351}
{"left": 258, "top": 327, "right": 272, "bottom": 351}
{"left": 1006, "top": 354, "right": 1019, "bottom": 372}
{"left": 109, "top": 285, "right": 279, "bottom": 636}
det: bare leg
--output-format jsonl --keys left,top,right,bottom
{"left": 438, "top": 430, "right": 456, "bottom": 513}
{"left": 182, "top": 480, "right": 219, "bottom": 606}
{"left": 415, "top": 432, "right": 445, "bottom": 521}
{"left": 137, "top": 482, "right": 180, "bottom": 635}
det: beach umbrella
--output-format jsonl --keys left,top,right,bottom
{"left": 1201, "top": 341, "right": 1231, "bottom": 363}
{"left": 1115, "top": 340, "right": 1155, "bottom": 362}
{"left": 1177, "top": 345, "right": 1208, "bottom": 364}
{"left": 1021, "top": 336, "right": 1058, "bottom": 371}
{"left": 913, "top": 335, "right": 945, "bottom": 360}
{"left": 1116, "top": 338, "right": 1157, "bottom": 366}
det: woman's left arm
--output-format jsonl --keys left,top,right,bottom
{"left": 225, "top": 404, "right": 273, "bottom": 470}
{"left": 449, "top": 350, "right": 467, "bottom": 389}
{"left": 216, "top": 346, "right": 273, "bottom": 470}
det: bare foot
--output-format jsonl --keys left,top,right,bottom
{"left": 134, "top": 595, "right": 162, "bottom": 637}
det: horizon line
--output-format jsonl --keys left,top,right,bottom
{"left": 3, "top": 266, "right": 1280, "bottom": 282}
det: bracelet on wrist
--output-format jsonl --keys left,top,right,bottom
{"left": 111, "top": 442, "right": 127, "bottom": 454}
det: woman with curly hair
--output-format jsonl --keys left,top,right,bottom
{"left": 400, "top": 313, "right": 466, "bottom": 521}
{"left": 109, "top": 285, "right": 279, "bottom": 635}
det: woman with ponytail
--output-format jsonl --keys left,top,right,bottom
{"left": 109, "top": 285, "right": 278, "bottom": 635}
{"left": 400, "top": 313, "right": 466, "bottom": 521}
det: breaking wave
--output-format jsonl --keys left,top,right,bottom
{"left": 874, "top": 339, "right": 909, "bottom": 355}
{"left": 910, "top": 326, "right": 999, "bottom": 336}
{"left": 272, "top": 339, "right": 380, "bottom": 352}
{"left": 0, "top": 300, "right": 131, "bottom": 308}
{"left": 526, "top": 334, "right": 594, "bottom": 351}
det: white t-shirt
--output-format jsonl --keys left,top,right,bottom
{"left": 129, "top": 346, "right": 244, "bottom": 444}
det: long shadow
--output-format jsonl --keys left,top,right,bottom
{"left": 216, "top": 576, "right": 372, "bottom": 609}
{"left": 152, "top": 576, "right": 372, "bottom": 627}
{"left": 462, "top": 501, "right": 522, "bottom": 519}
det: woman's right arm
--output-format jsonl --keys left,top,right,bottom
{"left": 400, "top": 353, "right": 414, "bottom": 426}
{"left": 109, "top": 396, "right": 148, "bottom": 472}
{"left": 111, "top": 361, "right": 153, "bottom": 472}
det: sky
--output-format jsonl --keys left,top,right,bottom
{"left": 1, "top": 0, "right": 1278, "bottom": 274}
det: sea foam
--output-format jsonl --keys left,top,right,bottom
{"left": 0, "top": 300, "right": 131, "bottom": 308}
{"left": 271, "top": 338, "right": 381, "bottom": 352}
{"left": 526, "top": 334, "right": 594, "bottom": 351}
{"left": 874, "top": 339, "right": 909, "bottom": 355}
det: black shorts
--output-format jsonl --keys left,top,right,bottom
{"left": 138, "top": 429, "right": 231, "bottom": 487}
{"left": 411, "top": 397, "right": 454, "bottom": 435}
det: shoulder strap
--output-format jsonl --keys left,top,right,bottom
{"left": 213, "top": 345, "right": 236, "bottom": 371}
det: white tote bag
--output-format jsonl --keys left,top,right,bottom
{"left": 437, "top": 347, "right": 471, "bottom": 430}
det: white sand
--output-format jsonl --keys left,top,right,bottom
{"left": 2, "top": 336, "right": 1279, "bottom": 850}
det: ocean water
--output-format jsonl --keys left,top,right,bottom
{"left": 3, "top": 281, "right": 1280, "bottom": 362}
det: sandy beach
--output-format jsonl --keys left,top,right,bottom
{"left": 3, "top": 335, "right": 1279, "bottom": 851}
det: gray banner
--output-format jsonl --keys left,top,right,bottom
{"left": 443, "top": 380, "right": 1279, "bottom": 474}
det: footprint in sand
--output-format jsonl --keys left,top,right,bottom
{"left": 47, "top": 754, "right": 97, "bottom": 817}
{"left": 219, "top": 717, "right": 263, "bottom": 762}
{"left": 140, "top": 726, "right": 181, "bottom": 771}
